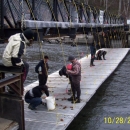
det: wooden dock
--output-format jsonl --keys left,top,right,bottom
{"left": 24, "top": 48, "right": 129, "bottom": 130}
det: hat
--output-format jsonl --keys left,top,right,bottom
{"left": 68, "top": 56, "right": 75, "bottom": 61}
{"left": 23, "top": 29, "right": 34, "bottom": 40}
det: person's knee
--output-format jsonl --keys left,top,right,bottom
{"left": 33, "top": 98, "right": 42, "bottom": 104}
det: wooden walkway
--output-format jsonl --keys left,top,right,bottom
{"left": 24, "top": 48, "right": 129, "bottom": 130}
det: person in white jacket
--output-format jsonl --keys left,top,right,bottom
{"left": 2, "top": 29, "right": 34, "bottom": 83}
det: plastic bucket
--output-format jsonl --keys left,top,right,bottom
{"left": 45, "top": 96, "right": 55, "bottom": 110}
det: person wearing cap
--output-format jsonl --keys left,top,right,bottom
{"left": 2, "top": 29, "right": 34, "bottom": 83}
{"left": 66, "top": 56, "right": 81, "bottom": 103}
{"left": 35, "top": 55, "right": 49, "bottom": 86}
{"left": 96, "top": 50, "right": 107, "bottom": 60}
{"left": 25, "top": 85, "right": 49, "bottom": 110}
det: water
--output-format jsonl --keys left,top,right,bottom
{"left": 0, "top": 42, "right": 89, "bottom": 85}
{"left": 66, "top": 52, "right": 130, "bottom": 130}
{"left": 0, "top": 42, "right": 129, "bottom": 130}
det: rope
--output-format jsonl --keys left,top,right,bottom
{"left": 21, "top": 0, "right": 24, "bottom": 32}
{"left": 62, "top": 0, "right": 72, "bottom": 23}
{"left": 82, "top": 3, "right": 92, "bottom": 57}
{"left": 71, "top": 0, "right": 92, "bottom": 105}
{"left": 25, "top": 0, "right": 50, "bottom": 80}
{"left": 109, "top": 27, "right": 114, "bottom": 48}
{"left": 46, "top": 0, "right": 66, "bottom": 65}
{"left": 72, "top": 1, "right": 91, "bottom": 58}
{"left": 87, "top": 5, "right": 97, "bottom": 50}
{"left": 45, "top": 0, "right": 70, "bottom": 124}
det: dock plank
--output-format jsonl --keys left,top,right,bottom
{"left": 24, "top": 48, "right": 129, "bottom": 130}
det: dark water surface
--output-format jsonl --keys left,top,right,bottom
{"left": 0, "top": 43, "right": 129, "bottom": 130}
{"left": 67, "top": 52, "right": 130, "bottom": 130}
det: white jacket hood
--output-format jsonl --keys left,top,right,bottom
{"left": 2, "top": 33, "right": 27, "bottom": 66}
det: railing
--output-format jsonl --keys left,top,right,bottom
{"left": 0, "top": 63, "right": 25, "bottom": 130}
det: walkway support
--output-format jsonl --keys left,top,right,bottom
{"left": 0, "top": 63, "right": 25, "bottom": 130}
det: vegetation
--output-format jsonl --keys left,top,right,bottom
{"left": 76, "top": 0, "right": 130, "bottom": 19}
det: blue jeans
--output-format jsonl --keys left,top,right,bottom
{"left": 25, "top": 98, "right": 42, "bottom": 108}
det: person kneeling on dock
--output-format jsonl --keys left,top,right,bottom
{"left": 25, "top": 85, "right": 49, "bottom": 110}
{"left": 66, "top": 56, "right": 81, "bottom": 103}
{"left": 96, "top": 50, "right": 107, "bottom": 60}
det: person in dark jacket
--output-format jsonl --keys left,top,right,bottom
{"left": 25, "top": 85, "right": 49, "bottom": 110}
{"left": 35, "top": 55, "right": 49, "bottom": 86}
{"left": 66, "top": 56, "right": 81, "bottom": 103}
{"left": 59, "top": 66, "right": 68, "bottom": 78}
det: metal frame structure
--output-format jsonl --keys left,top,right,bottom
{"left": 0, "top": 63, "right": 25, "bottom": 130}
{"left": 0, "top": 0, "right": 126, "bottom": 43}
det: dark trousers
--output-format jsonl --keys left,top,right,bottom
{"left": 71, "top": 81, "right": 81, "bottom": 100}
{"left": 38, "top": 74, "right": 47, "bottom": 86}
{"left": 90, "top": 54, "right": 95, "bottom": 65}
{"left": 25, "top": 98, "right": 42, "bottom": 108}
{"left": 97, "top": 54, "right": 105, "bottom": 60}
{"left": 97, "top": 55, "right": 102, "bottom": 60}
{"left": 22, "top": 61, "right": 29, "bottom": 83}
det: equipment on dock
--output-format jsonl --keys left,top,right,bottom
{"left": 45, "top": 96, "right": 56, "bottom": 110}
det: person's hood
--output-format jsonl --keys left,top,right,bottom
{"left": 22, "top": 33, "right": 30, "bottom": 45}
{"left": 8, "top": 33, "right": 29, "bottom": 44}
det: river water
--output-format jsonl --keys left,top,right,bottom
{"left": 0, "top": 42, "right": 129, "bottom": 130}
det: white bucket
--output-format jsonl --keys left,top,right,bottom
{"left": 45, "top": 96, "right": 55, "bottom": 110}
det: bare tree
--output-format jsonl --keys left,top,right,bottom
{"left": 123, "top": 0, "right": 130, "bottom": 16}
{"left": 104, "top": 0, "right": 106, "bottom": 7}
{"left": 123, "top": 0, "right": 130, "bottom": 23}
{"left": 106, "top": 0, "right": 108, "bottom": 11}
{"left": 100, "top": 0, "right": 103, "bottom": 5}
{"left": 118, "top": 0, "right": 122, "bottom": 16}
{"left": 84, "top": 0, "right": 89, "bottom": 4}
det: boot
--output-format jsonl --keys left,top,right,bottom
{"left": 28, "top": 104, "right": 37, "bottom": 110}
{"left": 68, "top": 96, "right": 75, "bottom": 101}
{"left": 71, "top": 98, "right": 80, "bottom": 103}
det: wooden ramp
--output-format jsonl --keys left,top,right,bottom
{"left": 0, "top": 118, "right": 19, "bottom": 130}
{"left": 24, "top": 48, "right": 129, "bottom": 130}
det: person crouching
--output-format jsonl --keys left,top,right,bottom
{"left": 25, "top": 85, "right": 49, "bottom": 110}
{"left": 96, "top": 50, "right": 107, "bottom": 60}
